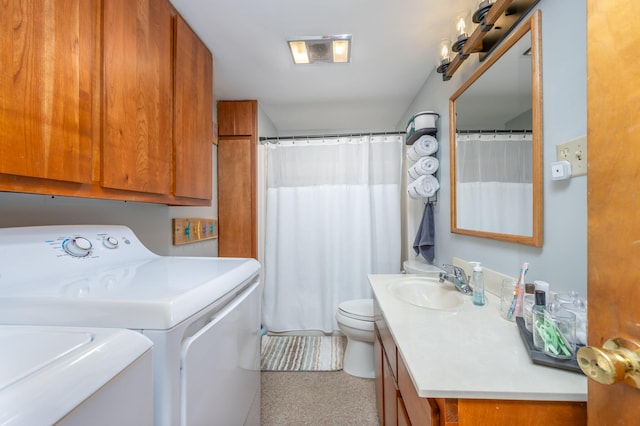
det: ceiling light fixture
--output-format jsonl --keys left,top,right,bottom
{"left": 287, "top": 35, "right": 352, "bottom": 64}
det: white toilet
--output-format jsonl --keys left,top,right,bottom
{"left": 336, "top": 260, "right": 443, "bottom": 379}
{"left": 335, "top": 299, "right": 375, "bottom": 379}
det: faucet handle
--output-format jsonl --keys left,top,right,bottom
{"left": 442, "top": 264, "right": 468, "bottom": 284}
{"left": 441, "top": 263, "right": 455, "bottom": 274}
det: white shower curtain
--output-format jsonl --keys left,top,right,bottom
{"left": 262, "top": 135, "right": 402, "bottom": 333}
{"left": 456, "top": 132, "right": 533, "bottom": 236}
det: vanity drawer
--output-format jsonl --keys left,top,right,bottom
{"left": 374, "top": 299, "right": 397, "bottom": 378}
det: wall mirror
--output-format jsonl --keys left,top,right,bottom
{"left": 449, "top": 10, "right": 542, "bottom": 247}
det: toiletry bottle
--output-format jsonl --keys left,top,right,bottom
{"left": 534, "top": 280, "right": 550, "bottom": 306}
{"left": 470, "top": 262, "right": 485, "bottom": 306}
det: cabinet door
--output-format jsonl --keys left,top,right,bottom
{"left": 218, "top": 136, "right": 256, "bottom": 258}
{"left": 0, "top": 0, "right": 94, "bottom": 183}
{"left": 398, "top": 356, "right": 440, "bottom": 426}
{"left": 217, "top": 101, "right": 256, "bottom": 136}
{"left": 102, "top": 0, "right": 172, "bottom": 194}
{"left": 173, "top": 15, "right": 212, "bottom": 200}
{"left": 397, "top": 397, "right": 411, "bottom": 426}
{"left": 374, "top": 328, "right": 385, "bottom": 424}
{"left": 383, "top": 351, "right": 398, "bottom": 426}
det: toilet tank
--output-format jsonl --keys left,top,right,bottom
{"left": 403, "top": 259, "right": 444, "bottom": 274}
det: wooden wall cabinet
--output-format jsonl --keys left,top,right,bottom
{"left": 217, "top": 100, "right": 257, "bottom": 258}
{"left": 173, "top": 15, "right": 213, "bottom": 200}
{"left": 102, "top": 0, "right": 173, "bottom": 195}
{"left": 0, "top": 0, "right": 213, "bottom": 206}
{"left": 217, "top": 101, "right": 256, "bottom": 137}
{"left": 0, "top": 0, "right": 95, "bottom": 184}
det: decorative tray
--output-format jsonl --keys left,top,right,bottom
{"left": 515, "top": 316, "right": 584, "bottom": 374}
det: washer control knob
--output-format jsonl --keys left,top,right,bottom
{"left": 63, "top": 237, "right": 92, "bottom": 257}
{"left": 103, "top": 236, "right": 119, "bottom": 249}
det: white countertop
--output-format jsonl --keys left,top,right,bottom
{"left": 369, "top": 274, "right": 587, "bottom": 402}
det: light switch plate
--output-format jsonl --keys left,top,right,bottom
{"left": 556, "top": 135, "right": 587, "bottom": 177}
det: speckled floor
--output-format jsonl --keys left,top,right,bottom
{"left": 260, "top": 371, "right": 380, "bottom": 425}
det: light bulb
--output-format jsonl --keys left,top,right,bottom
{"left": 456, "top": 16, "right": 467, "bottom": 37}
{"left": 440, "top": 41, "right": 450, "bottom": 63}
{"left": 452, "top": 10, "right": 472, "bottom": 52}
{"left": 436, "top": 39, "right": 452, "bottom": 74}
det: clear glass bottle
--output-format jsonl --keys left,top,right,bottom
{"left": 471, "top": 261, "right": 485, "bottom": 306}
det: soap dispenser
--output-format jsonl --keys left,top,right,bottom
{"left": 470, "top": 262, "right": 485, "bottom": 306}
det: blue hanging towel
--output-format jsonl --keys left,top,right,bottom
{"left": 412, "top": 202, "right": 435, "bottom": 263}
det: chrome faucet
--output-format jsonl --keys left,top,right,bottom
{"left": 439, "top": 264, "right": 473, "bottom": 295}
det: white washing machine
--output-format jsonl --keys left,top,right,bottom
{"left": 0, "top": 225, "right": 262, "bottom": 426}
{"left": 0, "top": 325, "right": 153, "bottom": 426}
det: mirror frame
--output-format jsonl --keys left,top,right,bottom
{"left": 449, "top": 10, "right": 543, "bottom": 247}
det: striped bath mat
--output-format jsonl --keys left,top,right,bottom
{"left": 260, "top": 335, "right": 344, "bottom": 372}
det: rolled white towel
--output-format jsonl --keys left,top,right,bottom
{"left": 408, "top": 156, "right": 439, "bottom": 180}
{"left": 406, "top": 135, "right": 438, "bottom": 162}
{"left": 407, "top": 175, "right": 440, "bottom": 199}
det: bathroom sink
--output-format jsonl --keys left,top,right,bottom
{"left": 389, "top": 276, "right": 464, "bottom": 311}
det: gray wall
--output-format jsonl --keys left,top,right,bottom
{"left": 400, "top": 0, "right": 587, "bottom": 295}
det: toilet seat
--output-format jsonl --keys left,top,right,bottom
{"left": 338, "top": 299, "right": 374, "bottom": 322}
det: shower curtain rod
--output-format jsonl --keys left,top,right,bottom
{"left": 259, "top": 131, "right": 406, "bottom": 143}
{"left": 456, "top": 129, "right": 532, "bottom": 134}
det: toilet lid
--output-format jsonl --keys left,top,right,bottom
{"left": 338, "top": 299, "right": 374, "bottom": 321}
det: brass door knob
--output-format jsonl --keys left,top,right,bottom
{"left": 577, "top": 337, "right": 640, "bottom": 389}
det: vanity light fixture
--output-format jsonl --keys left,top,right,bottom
{"left": 451, "top": 10, "right": 472, "bottom": 54}
{"left": 436, "top": 39, "right": 452, "bottom": 81}
{"left": 287, "top": 35, "right": 352, "bottom": 64}
{"left": 472, "top": 0, "right": 496, "bottom": 26}
{"left": 436, "top": 0, "right": 540, "bottom": 81}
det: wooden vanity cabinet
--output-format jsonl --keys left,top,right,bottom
{"left": 373, "top": 300, "right": 586, "bottom": 426}
{"left": 0, "top": 0, "right": 213, "bottom": 205}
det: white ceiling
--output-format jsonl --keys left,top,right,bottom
{"left": 169, "top": 0, "right": 472, "bottom": 133}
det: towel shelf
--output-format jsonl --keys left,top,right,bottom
{"left": 406, "top": 128, "right": 437, "bottom": 145}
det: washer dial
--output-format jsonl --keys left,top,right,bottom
{"left": 63, "top": 237, "right": 93, "bottom": 257}
{"left": 103, "top": 236, "right": 119, "bottom": 249}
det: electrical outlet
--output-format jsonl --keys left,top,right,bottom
{"left": 556, "top": 135, "right": 587, "bottom": 177}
